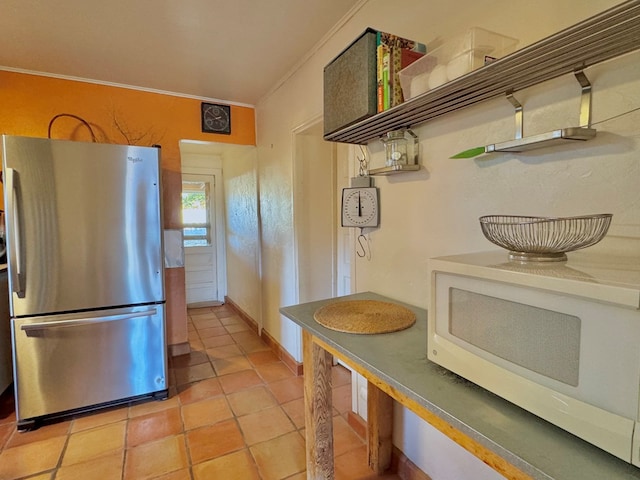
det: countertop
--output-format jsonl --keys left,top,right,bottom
{"left": 280, "top": 291, "right": 640, "bottom": 480}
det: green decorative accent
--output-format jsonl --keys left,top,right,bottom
{"left": 450, "top": 146, "right": 486, "bottom": 159}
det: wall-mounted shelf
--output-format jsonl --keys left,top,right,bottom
{"left": 369, "top": 164, "right": 420, "bottom": 176}
{"left": 486, "top": 127, "right": 597, "bottom": 153}
{"left": 323, "top": 0, "right": 640, "bottom": 145}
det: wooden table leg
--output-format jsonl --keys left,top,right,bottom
{"left": 367, "top": 381, "right": 393, "bottom": 474}
{"left": 303, "top": 330, "right": 334, "bottom": 479}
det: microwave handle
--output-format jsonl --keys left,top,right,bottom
{"left": 5, "top": 167, "right": 25, "bottom": 298}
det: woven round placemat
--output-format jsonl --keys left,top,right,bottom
{"left": 313, "top": 300, "right": 416, "bottom": 334}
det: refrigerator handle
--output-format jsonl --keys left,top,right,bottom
{"left": 5, "top": 168, "right": 25, "bottom": 298}
{"left": 20, "top": 308, "right": 158, "bottom": 333}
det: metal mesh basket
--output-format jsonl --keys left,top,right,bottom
{"left": 479, "top": 214, "right": 613, "bottom": 262}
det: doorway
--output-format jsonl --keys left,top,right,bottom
{"left": 291, "top": 126, "right": 354, "bottom": 301}
{"left": 179, "top": 142, "right": 227, "bottom": 308}
{"left": 292, "top": 118, "right": 337, "bottom": 305}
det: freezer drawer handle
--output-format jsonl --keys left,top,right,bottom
{"left": 20, "top": 308, "right": 158, "bottom": 333}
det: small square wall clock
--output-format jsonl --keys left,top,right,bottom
{"left": 201, "top": 103, "right": 231, "bottom": 134}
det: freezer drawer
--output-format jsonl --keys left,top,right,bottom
{"left": 12, "top": 304, "right": 167, "bottom": 424}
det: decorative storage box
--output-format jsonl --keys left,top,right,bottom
{"left": 324, "top": 28, "right": 378, "bottom": 136}
{"left": 399, "top": 27, "right": 518, "bottom": 100}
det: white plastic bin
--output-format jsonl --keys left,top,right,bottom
{"left": 399, "top": 27, "right": 518, "bottom": 100}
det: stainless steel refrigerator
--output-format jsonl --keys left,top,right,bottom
{"left": 1, "top": 135, "right": 167, "bottom": 429}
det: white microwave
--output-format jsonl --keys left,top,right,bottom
{"left": 427, "top": 250, "right": 640, "bottom": 465}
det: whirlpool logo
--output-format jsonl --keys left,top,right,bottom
{"left": 127, "top": 156, "right": 143, "bottom": 163}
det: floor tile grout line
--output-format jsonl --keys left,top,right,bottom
{"left": 178, "top": 428, "right": 195, "bottom": 480}
{"left": 120, "top": 427, "right": 128, "bottom": 480}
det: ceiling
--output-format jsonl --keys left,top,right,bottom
{"left": 0, "top": 0, "right": 362, "bottom": 106}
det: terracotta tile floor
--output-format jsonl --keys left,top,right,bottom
{"left": 0, "top": 305, "right": 402, "bottom": 480}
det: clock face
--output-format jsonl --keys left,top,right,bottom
{"left": 201, "top": 103, "right": 231, "bottom": 134}
{"left": 341, "top": 187, "right": 379, "bottom": 228}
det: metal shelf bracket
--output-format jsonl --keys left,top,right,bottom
{"left": 487, "top": 70, "right": 597, "bottom": 153}
{"left": 575, "top": 69, "right": 593, "bottom": 128}
{"left": 506, "top": 90, "right": 524, "bottom": 140}
{"left": 502, "top": 70, "right": 591, "bottom": 144}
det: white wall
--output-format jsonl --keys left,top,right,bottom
{"left": 221, "top": 145, "right": 262, "bottom": 326}
{"left": 254, "top": 0, "right": 640, "bottom": 478}
{"left": 255, "top": 0, "right": 627, "bottom": 359}
{"left": 358, "top": 51, "right": 640, "bottom": 304}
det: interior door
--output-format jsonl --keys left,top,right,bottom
{"left": 182, "top": 174, "right": 220, "bottom": 306}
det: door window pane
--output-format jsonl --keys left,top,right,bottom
{"left": 182, "top": 180, "right": 211, "bottom": 247}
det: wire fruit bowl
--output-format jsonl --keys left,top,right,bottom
{"left": 479, "top": 214, "right": 613, "bottom": 262}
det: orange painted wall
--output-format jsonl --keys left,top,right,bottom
{"left": 0, "top": 71, "right": 255, "bottom": 160}
{"left": 0, "top": 70, "right": 256, "bottom": 349}
{"left": 0, "top": 70, "right": 255, "bottom": 218}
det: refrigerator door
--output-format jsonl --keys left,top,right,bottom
{"left": 1, "top": 136, "right": 164, "bottom": 317}
{"left": 12, "top": 305, "right": 167, "bottom": 422}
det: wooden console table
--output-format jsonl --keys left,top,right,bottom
{"left": 280, "top": 292, "right": 640, "bottom": 480}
